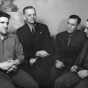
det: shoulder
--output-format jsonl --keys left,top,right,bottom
{"left": 56, "top": 31, "right": 67, "bottom": 38}
{"left": 76, "top": 30, "right": 86, "bottom": 37}
{"left": 8, "top": 33, "right": 18, "bottom": 40}
{"left": 16, "top": 24, "right": 27, "bottom": 33}
{"left": 36, "top": 22, "right": 48, "bottom": 29}
{"left": 36, "top": 22, "right": 47, "bottom": 27}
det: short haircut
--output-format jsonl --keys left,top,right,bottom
{"left": 23, "top": 6, "right": 36, "bottom": 14}
{"left": 0, "top": 11, "right": 10, "bottom": 19}
{"left": 69, "top": 15, "right": 81, "bottom": 25}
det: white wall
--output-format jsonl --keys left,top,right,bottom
{"left": 8, "top": 0, "right": 88, "bottom": 36}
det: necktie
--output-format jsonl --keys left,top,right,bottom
{"left": 67, "top": 34, "right": 72, "bottom": 47}
{"left": 32, "top": 26, "right": 35, "bottom": 33}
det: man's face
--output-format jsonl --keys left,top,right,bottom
{"left": 0, "top": 17, "right": 9, "bottom": 35}
{"left": 24, "top": 8, "right": 36, "bottom": 24}
{"left": 84, "top": 21, "right": 88, "bottom": 34}
{"left": 67, "top": 18, "right": 78, "bottom": 33}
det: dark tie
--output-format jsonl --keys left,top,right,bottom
{"left": 32, "top": 26, "right": 35, "bottom": 33}
{"left": 67, "top": 34, "right": 72, "bottom": 47}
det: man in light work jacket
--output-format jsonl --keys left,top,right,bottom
{"left": 0, "top": 11, "right": 38, "bottom": 88}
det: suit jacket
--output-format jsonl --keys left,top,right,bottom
{"left": 54, "top": 30, "right": 87, "bottom": 67}
{"left": 16, "top": 22, "right": 54, "bottom": 86}
{"left": 75, "top": 40, "right": 88, "bottom": 67}
{"left": 75, "top": 40, "right": 88, "bottom": 69}
{"left": 16, "top": 22, "right": 54, "bottom": 60}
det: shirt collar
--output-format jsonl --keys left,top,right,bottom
{"left": 0, "top": 33, "right": 8, "bottom": 41}
{"left": 27, "top": 22, "right": 36, "bottom": 32}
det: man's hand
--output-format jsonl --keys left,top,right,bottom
{"left": 55, "top": 60, "right": 64, "bottom": 69}
{"left": 36, "top": 50, "right": 49, "bottom": 58}
{"left": 77, "top": 70, "right": 88, "bottom": 78}
{"left": 0, "top": 60, "right": 14, "bottom": 70}
{"left": 71, "top": 65, "right": 78, "bottom": 72}
{"left": 7, "top": 65, "right": 17, "bottom": 73}
{"left": 6, "top": 60, "right": 19, "bottom": 73}
{"left": 13, "top": 59, "right": 20, "bottom": 66}
{"left": 29, "top": 58, "right": 37, "bottom": 66}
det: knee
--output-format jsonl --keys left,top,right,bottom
{"left": 54, "top": 78, "right": 64, "bottom": 88}
{"left": 26, "top": 82, "right": 39, "bottom": 88}
{"left": 75, "top": 83, "right": 87, "bottom": 88}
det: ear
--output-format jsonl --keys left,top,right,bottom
{"left": 77, "top": 24, "right": 80, "bottom": 29}
{"left": 23, "top": 15, "right": 26, "bottom": 20}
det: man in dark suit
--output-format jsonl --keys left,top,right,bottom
{"left": 54, "top": 19, "right": 88, "bottom": 88}
{"left": 54, "top": 15, "right": 87, "bottom": 77}
{"left": 16, "top": 6, "right": 54, "bottom": 88}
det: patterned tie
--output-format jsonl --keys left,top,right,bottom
{"left": 67, "top": 34, "right": 72, "bottom": 47}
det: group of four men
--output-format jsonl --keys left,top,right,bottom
{"left": 0, "top": 5, "right": 88, "bottom": 88}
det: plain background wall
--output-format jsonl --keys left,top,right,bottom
{"left": 8, "top": 0, "right": 88, "bottom": 37}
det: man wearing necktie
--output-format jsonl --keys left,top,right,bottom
{"left": 16, "top": 6, "right": 54, "bottom": 88}
{"left": 53, "top": 15, "right": 87, "bottom": 80}
{"left": 54, "top": 19, "right": 88, "bottom": 88}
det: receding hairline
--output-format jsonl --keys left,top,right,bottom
{"left": 23, "top": 6, "right": 36, "bottom": 14}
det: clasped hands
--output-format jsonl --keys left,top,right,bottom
{"left": 29, "top": 50, "right": 49, "bottom": 66}
{"left": 0, "top": 59, "right": 20, "bottom": 73}
{"left": 71, "top": 65, "right": 88, "bottom": 78}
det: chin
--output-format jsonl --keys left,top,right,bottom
{"left": 2, "top": 32, "right": 7, "bottom": 35}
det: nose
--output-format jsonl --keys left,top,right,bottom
{"left": 4, "top": 23, "right": 8, "bottom": 28}
{"left": 31, "top": 14, "right": 35, "bottom": 19}
{"left": 68, "top": 24, "right": 71, "bottom": 29}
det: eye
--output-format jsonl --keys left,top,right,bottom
{"left": 0, "top": 21, "right": 5, "bottom": 24}
{"left": 7, "top": 22, "right": 9, "bottom": 25}
{"left": 85, "top": 27, "right": 88, "bottom": 30}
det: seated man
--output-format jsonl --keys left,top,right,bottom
{"left": 54, "top": 19, "right": 88, "bottom": 88}
{"left": 0, "top": 11, "right": 38, "bottom": 88}
{"left": 16, "top": 6, "right": 54, "bottom": 88}
{"left": 54, "top": 15, "right": 87, "bottom": 77}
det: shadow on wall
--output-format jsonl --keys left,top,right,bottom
{"left": 57, "top": 19, "right": 67, "bottom": 34}
{"left": 79, "top": 24, "right": 85, "bottom": 32}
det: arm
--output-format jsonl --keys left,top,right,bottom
{"left": 54, "top": 34, "right": 62, "bottom": 61}
{"left": 35, "top": 25, "right": 54, "bottom": 58}
{"left": 42, "top": 25, "right": 54, "bottom": 55}
{"left": 14, "top": 36, "right": 24, "bottom": 65}
{"left": 74, "top": 40, "right": 88, "bottom": 66}
{"left": 54, "top": 34, "right": 64, "bottom": 68}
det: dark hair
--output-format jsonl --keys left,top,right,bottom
{"left": 23, "top": 6, "right": 36, "bottom": 14}
{"left": 0, "top": 11, "right": 10, "bottom": 19}
{"left": 69, "top": 15, "right": 81, "bottom": 25}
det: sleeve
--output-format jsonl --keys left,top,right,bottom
{"left": 42, "top": 25, "right": 54, "bottom": 55}
{"left": 53, "top": 34, "right": 62, "bottom": 62}
{"left": 83, "top": 47, "right": 88, "bottom": 69}
{"left": 74, "top": 40, "right": 88, "bottom": 66}
{"left": 14, "top": 36, "right": 25, "bottom": 63}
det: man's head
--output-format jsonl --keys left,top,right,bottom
{"left": 23, "top": 6, "right": 36, "bottom": 24}
{"left": 67, "top": 15, "right": 81, "bottom": 33}
{"left": 0, "top": 11, "right": 10, "bottom": 35}
{"left": 84, "top": 19, "right": 88, "bottom": 35}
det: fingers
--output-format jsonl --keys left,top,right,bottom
{"left": 30, "top": 58, "right": 37, "bottom": 66}
{"left": 7, "top": 60, "right": 14, "bottom": 62}
{"left": 7, "top": 65, "right": 17, "bottom": 73}
{"left": 55, "top": 61, "right": 64, "bottom": 69}
{"left": 71, "top": 66, "right": 77, "bottom": 72}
